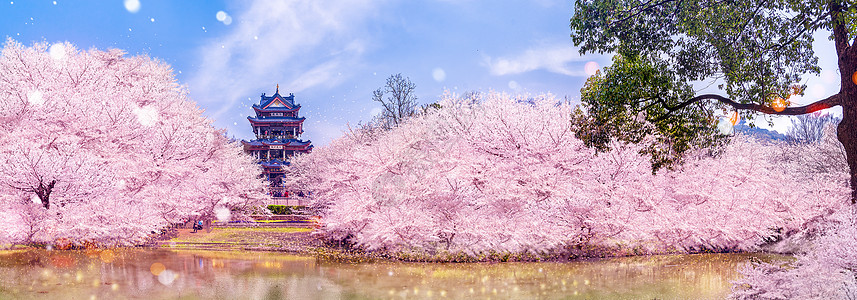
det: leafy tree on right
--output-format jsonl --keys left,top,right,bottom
{"left": 570, "top": 0, "right": 857, "bottom": 202}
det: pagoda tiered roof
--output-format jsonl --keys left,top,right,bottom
{"left": 255, "top": 86, "right": 300, "bottom": 110}
{"left": 252, "top": 105, "right": 300, "bottom": 113}
{"left": 242, "top": 138, "right": 313, "bottom": 151}
{"left": 260, "top": 159, "right": 289, "bottom": 168}
{"left": 247, "top": 116, "right": 306, "bottom": 123}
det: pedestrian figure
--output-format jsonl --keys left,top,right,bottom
{"left": 193, "top": 220, "right": 203, "bottom": 233}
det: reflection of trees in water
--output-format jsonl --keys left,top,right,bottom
{"left": 0, "top": 249, "right": 334, "bottom": 299}
{"left": 0, "top": 249, "right": 781, "bottom": 299}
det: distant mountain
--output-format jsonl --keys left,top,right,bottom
{"left": 733, "top": 120, "right": 788, "bottom": 141}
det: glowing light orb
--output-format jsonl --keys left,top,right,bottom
{"left": 214, "top": 206, "right": 231, "bottom": 222}
{"left": 157, "top": 269, "right": 177, "bottom": 285}
{"left": 133, "top": 105, "right": 158, "bottom": 127}
{"left": 508, "top": 80, "right": 520, "bottom": 90}
{"left": 717, "top": 114, "right": 736, "bottom": 135}
{"left": 216, "top": 11, "right": 232, "bottom": 25}
{"left": 27, "top": 90, "right": 44, "bottom": 106}
{"left": 49, "top": 43, "right": 66, "bottom": 60}
{"left": 30, "top": 194, "right": 41, "bottom": 205}
{"left": 432, "top": 68, "right": 446, "bottom": 82}
{"left": 584, "top": 61, "right": 599, "bottom": 76}
{"left": 853, "top": 71, "right": 857, "bottom": 86}
{"left": 124, "top": 0, "right": 140, "bottom": 13}
{"left": 150, "top": 262, "right": 165, "bottom": 276}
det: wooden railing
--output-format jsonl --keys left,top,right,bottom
{"left": 267, "top": 197, "right": 308, "bottom": 206}
{"left": 267, "top": 187, "right": 308, "bottom": 206}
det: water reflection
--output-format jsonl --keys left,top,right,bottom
{"left": 0, "top": 249, "right": 781, "bottom": 299}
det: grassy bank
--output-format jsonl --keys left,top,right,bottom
{"left": 158, "top": 227, "right": 322, "bottom": 253}
{"left": 158, "top": 226, "right": 760, "bottom": 263}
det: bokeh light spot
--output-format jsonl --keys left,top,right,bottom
{"left": 133, "top": 105, "right": 158, "bottom": 126}
{"left": 432, "top": 68, "right": 446, "bottom": 82}
{"left": 123, "top": 0, "right": 140, "bottom": 13}
{"left": 150, "top": 262, "right": 165, "bottom": 276}
{"left": 216, "top": 11, "right": 232, "bottom": 25}
{"left": 157, "top": 269, "right": 177, "bottom": 285}
{"left": 215, "top": 206, "right": 231, "bottom": 222}
{"left": 49, "top": 43, "right": 66, "bottom": 60}
{"left": 584, "top": 61, "right": 599, "bottom": 76}
{"left": 27, "top": 90, "right": 45, "bottom": 106}
{"left": 508, "top": 80, "right": 520, "bottom": 90}
{"left": 99, "top": 250, "right": 115, "bottom": 263}
{"left": 852, "top": 71, "right": 857, "bottom": 86}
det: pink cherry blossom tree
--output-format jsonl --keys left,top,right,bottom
{"left": 286, "top": 92, "right": 844, "bottom": 257}
{"left": 0, "top": 40, "right": 267, "bottom": 246}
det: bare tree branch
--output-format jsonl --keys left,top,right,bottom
{"left": 655, "top": 93, "right": 841, "bottom": 122}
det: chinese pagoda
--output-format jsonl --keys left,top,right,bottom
{"left": 242, "top": 85, "right": 313, "bottom": 197}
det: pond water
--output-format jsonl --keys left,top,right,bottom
{"left": 0, "top": 249, "right": 781, "bottom": 299}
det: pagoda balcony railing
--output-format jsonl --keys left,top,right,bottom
{"left": 255, "top": 134, "right": 296, "bottom": 140}
{"left": 267, "top": 187, "right": 309, "bottom": 206}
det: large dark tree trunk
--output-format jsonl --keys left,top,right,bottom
{"left": 836, "top": 37, "right": 856, "bottom": 203}
{"left": 830, "top": 0, "right": 857, "bottom": 203}
{"left": 838, "top": 110, "right": 857, "bottom": 203}
{"left": 840, "top": 71, "right": 857, "bottom": 203}
{"left": 35, "top": 180, "right": 56, "bottom": 209}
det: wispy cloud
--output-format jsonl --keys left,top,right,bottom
{"left": 187, "top": 0, "right": 379, "bottom": 121}
{"left": 483, "top": 45, "right": 594, "bottom": 76}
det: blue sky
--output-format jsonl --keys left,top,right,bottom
{"left": 1, "top": 0, "right": 843, "bottom": 145}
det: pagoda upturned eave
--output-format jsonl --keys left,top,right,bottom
{"left": 252, "top": 104, "right": 301, "bottom": 113}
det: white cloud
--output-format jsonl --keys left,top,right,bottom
{"left": 188, "top": 0, "right": 379, "bottom": 122}
{"left": 483, "top": 45, "right": 596, "bottom": 76}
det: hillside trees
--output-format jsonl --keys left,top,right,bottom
{"left": 371, "top": 73, "right": 419, "bottom": 130}
{"left": 0, "top": 40, "right": 267, "bottom": 246}
{"left": 570, "top": 0, "right": 857, "bottom": 202}
{"left": 787, "top": 113, "right": 840, "bottom": 144}
{"left": 284, "top": 93, "right": 844, "bottom": 257}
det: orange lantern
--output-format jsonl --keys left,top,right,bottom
{"left": 773, "top": 98, "right": 786, "bottom": 112}
{"left": 729, "top": 111, "right": 739, "bottom": 126}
